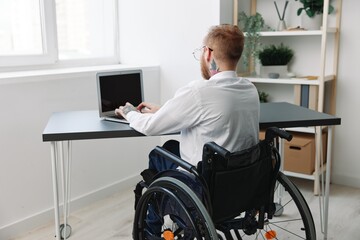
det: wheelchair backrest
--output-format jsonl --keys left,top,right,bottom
{"left": 200, "top": 140, "right": 277, "bottom": 223}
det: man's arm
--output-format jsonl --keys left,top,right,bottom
{"left": 115, "top": 83, "right": 202, "bottom": 136}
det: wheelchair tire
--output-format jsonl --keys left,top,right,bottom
{"left": 243, "top": 172, "right": 316, "bottom": 240}
{"left": 133, "top": 176, "right": 218, "bottom": 239}
{"left": 225, "top": 172, "right": 316, "bottom": 240}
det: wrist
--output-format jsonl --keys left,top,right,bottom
{"left": 122, "top": 105, "right": 136, "bottom": 115}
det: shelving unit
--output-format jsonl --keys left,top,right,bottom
{"left": 248, "top": 76, "right": 334, "bottom": 85}
{"left": 246, "top": 28, "right": 337, "bottom": 37}
{"left": 233, "top": 0, "right": 342, "bottom": 194}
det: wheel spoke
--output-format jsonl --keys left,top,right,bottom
{"left": 268, "top": 222, "right": 306, "bottom": 239}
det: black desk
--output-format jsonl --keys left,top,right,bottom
{"left": 43, "top": 110, "right": 144, "bottom": 142}
{"left": 43, "top": 102, "right": 341, "bottom": 239}
{"left": 43, "top": 102, "right": 340, "bottom": 141}
{"left": 259, "top": 102, "right": 340, "bottom": 128}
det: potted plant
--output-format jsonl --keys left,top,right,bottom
{"left": 257, "top": 43, "right": 294, "bottom": 78}
{"left": 295, "top": 0, "right": 335, "bottom": 30}
{"left": 258, "top": 91, "right": 269, "bottom": 103}
{"left": 238, "top": 12, "right": 268, "bottom": 75}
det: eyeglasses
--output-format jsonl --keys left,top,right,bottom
{"left": 192, "top": 46, "right": 213, "bottom": 61}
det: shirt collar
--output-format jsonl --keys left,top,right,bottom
{"left": 209, "top": 71, "right": 237, "bottom": 80}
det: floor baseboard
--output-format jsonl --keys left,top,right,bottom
{"left": 1, "top": 174, "right": 141, "bottom": 240}
{"left": 332, "top": 173, "right": 360, "bottom": 189}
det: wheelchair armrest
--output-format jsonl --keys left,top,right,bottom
{"left": 154, "top": 146, "right": 196, "bottom": 172}
{"left": 203, "top": 142, "right": 230, "bottom": 159}
{"left": 265, "top": 127, "right": 293, "bottom": 142}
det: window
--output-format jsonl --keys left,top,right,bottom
{"left": 55, "top": 0, "right": 117, "bottom": 60}
{"left": 0, "top": 0, "right": 119, "bottom": 68}
{"left": 0, "top": 0, "right": 43, "bottom": 56}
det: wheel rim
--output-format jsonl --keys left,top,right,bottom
{"left": 133, "top": 177, "right": 217, "bottom": 240}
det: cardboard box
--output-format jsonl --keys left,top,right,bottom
{"left": 284, "top": 132, "right": 327, "bottom": 174}
{"left": 259, "top": 130, "right": 266, "bottom": 140}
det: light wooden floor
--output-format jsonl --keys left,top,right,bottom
{"left": 10, "top": 178, "right": 360, "bottom": 240}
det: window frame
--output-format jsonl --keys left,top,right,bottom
{"left": 0, "top": 0, "right": 120, "bottom": 70}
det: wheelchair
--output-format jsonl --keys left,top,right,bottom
{"left": 133, "top": 127, "right": 316, "bottom": 239}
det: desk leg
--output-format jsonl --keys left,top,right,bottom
{"left": 51, "top": 141, "right": 72, "bottom": 240}
{"left": 50, "top": 142, "right": 61, "bottom": 240}
{"left": 275, "top": 136, "right": 285, "bottom": 208}
{"left": 323, "top": 126, "right": 333, "bottom": 239}
{"left": 314, "top": 127, "right": 321, "bottom": 196}
{"left": 60, "top": 141, "right": 72, "bottom": 240}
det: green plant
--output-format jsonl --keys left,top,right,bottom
{"left": 238, "top": 12, "right": 268, "bottom": 69}
{"left": 258, "top": 91, "right": 269, "bottom": 103}
{"left": 257, "top": 43, "right": 294, "bottom": 66}
{"left": 295, "top": 0, "right": 334, "bottom": 18}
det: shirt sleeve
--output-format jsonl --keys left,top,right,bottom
{"left": 126, "top": 82, "right": 203, "bottom": 136}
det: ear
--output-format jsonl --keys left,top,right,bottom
{"left": 204, "top": 47, "right": 212, "bottom": 62}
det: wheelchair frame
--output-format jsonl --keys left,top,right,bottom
{"left": 133, "top": 127, "right": 316, "bottom": 239}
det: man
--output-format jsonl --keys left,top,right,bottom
{"left": 116, "top": 24, "right": 260, "bottom": 236}
{"left": 115, "top": 24, "right": 259, "bottom": 170}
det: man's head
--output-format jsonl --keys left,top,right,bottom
{"left": 200, "top": 24, "right": 244, "bottom": 80}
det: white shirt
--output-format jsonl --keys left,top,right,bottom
{"left": 127, "top": 71, "right": 260, "bottom": 166}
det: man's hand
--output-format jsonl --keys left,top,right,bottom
{"left": 115, "top": 102, "right": 160, "bottom": 120}
{"left": 115, "top": 102, "right": 137, "bottom": 119}
{"left": 137, "top": 102, "right": 161, "bottom": 113}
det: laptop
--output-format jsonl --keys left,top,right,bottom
{"left": 96, "top": 69, "right": 144, "bottom": 123}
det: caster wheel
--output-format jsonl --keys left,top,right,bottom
{"left": 59, "top": 223, "right": 72, "bottom": 239}
{"left": 274, "top": 203, "right": 284, "bottom": 217}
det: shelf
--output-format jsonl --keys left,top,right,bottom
{"left": 246, "top": 75, "right": 335, "bottom": 85}
{"left": 285, "top": 126, "right": 328, "bottom": 134}
{"left": 249, "top": 77, "right": 319, "bottom": 85}
{"left": 324, "top": 75, "right": 336, "bottom": 82}
{"left": 285, "top": 127, "right": 316, "bottom": 134}
{"left": 235, "top": 0, "right": 341, "bottom": 194}
{"left": 244, "top": 28, "right": 338, "bottom": 37}
{"left": 284, "top": 162, "right": 326, "bottom": 180}
{"left": 284, "top": 170, "right": 315, "bottom": 180}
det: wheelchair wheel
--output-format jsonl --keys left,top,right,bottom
{"left": 133, "top": 176, "right": 218, "bottom": 239}
{"left": 238, "top": 172, "right": 316, "bottom": 240}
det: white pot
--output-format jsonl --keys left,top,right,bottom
{"left": 260, "top": 65, "right": 288, "bottom": 78}
{"left": 277, "top": 20, "right": 287, "bottom": 31}
{"left": 301, "top": 13, "right": 322, "bottom": 30}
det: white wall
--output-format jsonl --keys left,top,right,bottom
{"left": 332, "top": 1, "right": 360, "bottom": 187}
{"left": 0, "top": 65, "right": 161, "bottom": 238}
{"left": 117, "top": 0, "right": 230, "bottom": 152}
{"left": 118, "top": 0, "right": 225, "bottom": 102}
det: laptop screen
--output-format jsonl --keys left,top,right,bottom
{"left": 96, "top": 70, "right": 143, "bottom": 117}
